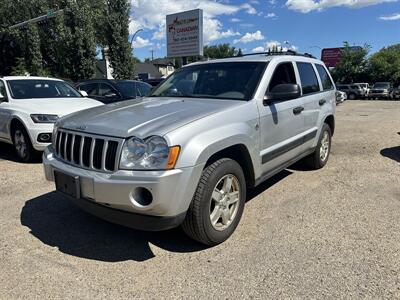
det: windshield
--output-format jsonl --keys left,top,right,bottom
{"left": 150, "top": 62, "right": 267, "bottom": 101}
{"left": 373, "top": 83, "right": 390, "bottom": 89}
{"left": 8, "top": 79, "right": 81, "bottom": 99}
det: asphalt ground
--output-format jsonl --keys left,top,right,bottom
{"left": 0, "top": 100, "right": 399, "bottom": 299}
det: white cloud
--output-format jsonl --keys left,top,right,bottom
{"left": 269, "top": 0, "right": 277, "bottom": 5}
{"left": 230, "top": 18, "right": 241, "bottom": 22}
{"left": 253, "top": 40, "right": 298, "bottom": 52}
{"left": 252, "top": 46, "right": 265, "bottom": 53}
{"left": 204, "top": 18, "right": 240, "bottom": 42}
{"left": 379, "top": 12, "right": 400, "bottom": 20}
{"left": 130, "top": 0, "right": 244, "bottom": 44}
{"left": 132, "top": 36, "right": 152, "bottom": 48}
{"left": 233, "top": 30, "right": 265, "bottom": 44}
{"left": 286, "top": 0, "right": 397, "bottom": 13}
{"left": 240, "top": 3, "right": 257, "bottom": 14}
{"left": 265, "top": 12, "right": 277, "bottom": 18}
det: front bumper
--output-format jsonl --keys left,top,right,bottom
{"left": 43, "top": 148, "right": 204, "bottom": 230}
{"left": 369, "top": 92, "right": 389, "bottom": 98}
{"left": 27, "top": 123, "right": 54, "bottom": 151}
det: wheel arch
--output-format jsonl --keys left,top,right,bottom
{"left": 204, "top": 144, "right": 256, "bottom": 188}
{"left": 323, "top": 115, "right": 335, "bottom": 136}
{"left": 9, "top": 117, "right": 30, "bottom": 142}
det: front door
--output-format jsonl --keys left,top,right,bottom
{"left": 258, "top": 62, "right": 305, "bottom": 175}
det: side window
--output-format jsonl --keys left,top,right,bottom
{"left": 0, "top": 80, "right": 7, "bottom": 99}
{"left": 315, "top": 64, "right": 334, "bottom": 91}
{"left": 98, "top": 83, "right": 118, "bottom": 97}
{"left": 79, "top": 83, "right": 98, "bottom": 95}
{"left": 268, "top": 62, "right": 297, "bottom": 92}
{"left": 296, "top": 62, "right": 320, "bottom": 95}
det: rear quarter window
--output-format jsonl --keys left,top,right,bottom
{"left": 315, "top": 64, "right": 334, "bottom": 91}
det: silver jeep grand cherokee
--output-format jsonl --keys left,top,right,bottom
{"left": 43, "top": 53, "right": 336, "bottom": 245}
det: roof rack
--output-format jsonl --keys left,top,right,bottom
{"left": 238, "top": 49, "right": 316, "bottom": 59}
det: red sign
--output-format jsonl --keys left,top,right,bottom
{"left": 321, "top": 48, "right": 342, "bottom": 68}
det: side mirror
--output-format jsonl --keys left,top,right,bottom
{"left": 0, "top": 92, "right": 6, "bottom": 102}
{"left": 264, "top": 83, "right": 301, "bottom": 104}
{"left": 80, "top": 90, "right": 88, "bottom": 97}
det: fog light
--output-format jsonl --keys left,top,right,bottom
{"left": 131, "top": 187, "right": 153, "bottom": 207}
{"left": 37, "top": 133, "right": 52, "bottom": 143}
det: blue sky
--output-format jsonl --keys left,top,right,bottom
{"left": 129, "top": 0, "right": 400, "bottom": 61}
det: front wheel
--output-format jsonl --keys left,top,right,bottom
{"left": 182, "top": 158, "right": 246, "bottom": 246}
{"left": 12, "top": 126, "right": 36, "bottom": 162}
{"left": 305, "top": 123, "right": 332, "bottom": 169}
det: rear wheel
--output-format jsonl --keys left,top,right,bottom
{"left": 182, "top": 158, "right": 246, "bottom": 246}
{"left": 305, "top": 123, "right": 332, "bottom": 170}
{"left": 12, "top": 125, "right": 36, "bottom": 162}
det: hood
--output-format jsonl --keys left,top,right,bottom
{"left": 12, "top": 97, "right": 103, "bottom": 116}
{"left": 59, "top": 97, "right": 243, "bottom": 138}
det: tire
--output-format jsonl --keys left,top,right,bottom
{"left": 348, "top": 93, "right": 356, "bottom": 100}
{"left": 11, "top": 125, "right": 36, "bottom": 162}
{"left": 182, "top": 158, "right": 246, "bottom": 246}
{"left": 305, "top": 123, "right": 332, "bottom": 170}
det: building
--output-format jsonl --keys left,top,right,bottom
{"left": 151, "top": 58, "right": 175, "bottom": 77}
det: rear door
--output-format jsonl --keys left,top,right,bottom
{"left": 258, "top": 61, "right": 305, "bottom": 175}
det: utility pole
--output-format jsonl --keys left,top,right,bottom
{"left": 150, "top": 49, "right": 154, "bottom": 61}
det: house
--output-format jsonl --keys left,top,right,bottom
{"left": 134, "top": 63, "right": 162, "bottom": 80}
{"left": 151, "top": 58, "right": 175, "bottom": 77}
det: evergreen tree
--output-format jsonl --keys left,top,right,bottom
{"left": 105, "top": 0, "right": 135, "bottom": 79}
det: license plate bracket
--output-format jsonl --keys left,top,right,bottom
{"left": 54, "top": 170, "right": 80, "bottom": 199}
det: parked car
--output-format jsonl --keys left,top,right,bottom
{"left": 0, "top": 76, "right": 103, "bottom": 162}
{"left": 369, "top": 82, "right": 394, "bottom": 100}
{"left": 43, "top": 53, "right": 336, "bottom": 245}
{"left": 354, "top": 83, "right": 370, "bottom": 96}
{"left": 393, "top": 85, "right": 400, "bottom": 100}
{"left": 336, "top": 84, "right": 365, "bottom": 100}
{"left": 76, "top": 80, "right": 152, "bottom": 104}
{"left": 336, "top": 91, "right": 347, "bottom": 104}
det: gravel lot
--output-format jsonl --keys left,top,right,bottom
{"left": 0, "top": 100, "right": 399, "bottom": 299}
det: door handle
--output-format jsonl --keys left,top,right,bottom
{"left": 319, "top": 99, "right": 326, "bottom": 106}
{"left": 293, "top": 106, "right": 304, "bottom": 115}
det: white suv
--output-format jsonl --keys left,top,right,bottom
{"left": 0, "top": 76, "right": 102, "bottom": 161}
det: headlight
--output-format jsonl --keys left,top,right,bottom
{"left": 119, "top": 136, "right": 180, "bottom": 170}
{"left": 31, "top": 114, "right": 59, "bottom": 123}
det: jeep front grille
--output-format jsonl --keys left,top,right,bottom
{"left": 54, "top": 129, "right": 122, "bottom": 172}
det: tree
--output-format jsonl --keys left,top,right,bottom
{"left": 104, "top": 0, "right": 135, "bottom": 79}
{"left": 25, "top": 23, "right": 43, "bottom": 75}
{"left": 367, "top": 44, "right": 400, "bottom": 85}
{"left": 330, "top": 42, "right": 370, "bottom": 83}
{"left": 60, "top": 0, "right": 97, "bottom": 80}
{"left": 203, "top": 44, "right": 240, "bottom": 59}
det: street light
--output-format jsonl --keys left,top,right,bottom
{"left": 130, "top": 29, "right": 144, "bottom": 47}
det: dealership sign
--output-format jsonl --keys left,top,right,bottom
{"left": 321, "top": 46, "right": 362, "bottom": 68}
{"left": 166, "top": 9, "right": 203, "bottom": 58}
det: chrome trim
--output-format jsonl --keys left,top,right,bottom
{"left": 54, "top": 128, "right": 123, "bottom": 173}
